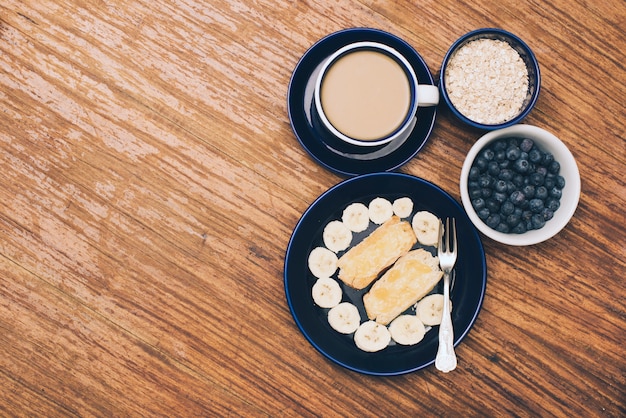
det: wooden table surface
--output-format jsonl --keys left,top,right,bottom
{"left": 1, "top": 0, "right": 624, "bottom": 416}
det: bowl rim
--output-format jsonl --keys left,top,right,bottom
{"left": 460, "top": 124, "right": 581, "bottom": 245}
{"left": 440, "top": 28, "right": 541, "bottom": 131}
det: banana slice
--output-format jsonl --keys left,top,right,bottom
{"left": 368, "top": 197, "right": 393, "bottom": 224}
{"left": 416, "top": 294, "right": 452, "bottom": 326}
{"left": 389, "top": 315, "right": 426, "bottom": 345}
{"left": 308, "top": 247, "right": 338, "bottom": 279}
{"left": 327, "top": 302, "right": 361, "bottom": 334}
{"left": 412, "top": 211, "right": 441, "bottom": 246}
{"left": 392, "top": 197, "right": 414, "bottom": 219}
{"left": 322, "top": 220, "right": 352, "bottom": 253}
{"left": 354, "top": 320, "right": 391, "bottom": 352}
{"left": 311, "top": 277, "right": 342, "bottom": 308}
{"left": 342, "top": 202, "right": 370, "bottom": 233}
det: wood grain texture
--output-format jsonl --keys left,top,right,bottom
{"left": 1, "top": 0, "right": 624, "bottom": 416}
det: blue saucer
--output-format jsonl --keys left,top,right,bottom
{"left": 287, "top": 28, "right": 437, "bottom": 177}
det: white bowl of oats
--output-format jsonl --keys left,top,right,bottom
{"left": 440, "top": 28, "right": 541, "bottom": 130}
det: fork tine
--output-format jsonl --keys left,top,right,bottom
{"left": 451, "top": 218, "right": 457, "bottom": 253}
{"left": 438, "top": 219, "right": 444, "bottom": 253}
{"left": 444, "top": 217, "right": 450, "bottom": 252}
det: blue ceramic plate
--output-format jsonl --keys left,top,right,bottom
{"left": 284, "top": 173, "right": 487, "bottom": 375}
{"left": 287, "top": 28, "right": 437, "bottom": 176}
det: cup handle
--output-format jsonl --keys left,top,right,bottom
{"left": 417, "top": 84, "right": 439, "bottom": 107}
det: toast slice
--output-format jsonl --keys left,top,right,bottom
{"left": 363, "top": 248, "right": 443, "bottom": 325}
{"left": 336, "top": 216, "right": 416, "bottom": 289}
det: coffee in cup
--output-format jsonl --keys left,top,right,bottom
{"left": 314, "top": 42, "right": 438, "bottom": 147}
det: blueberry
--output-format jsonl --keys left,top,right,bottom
{"left": 507, "top": 138, "right": 520, "bottom": 148}
{"left": 520, "top": 151, "right": 529, "bottom": 162}
{"left": 506, "top": 213, "right": 521, "bottom": 227}
{"left": 541, "top": 208, "right": 554, "bottom": 221}
{"left": 531, "top": 214, "right": 546, "bottom": 229}
{"left": 475, "top": 156, "right": 488, "bottom": 172}
{"left": 510, "top": 190, "right": 526, "bottom": 206}
{"left": 469, "top": 188, "right": 483, "bottom": 199}
{"left": 509, "top": 190, "right": 526, "bottom": 206}
{"left": 494, "top": 192, "right": 508, "bottom": 206}
{"left": 481, "top": 188, "right": 493, "bottom": 198}
{"left": 469, "top": 166, "right": 481, "bottom": 180}
{"left": 529, "top": 198, "right": 544, "bottom": 213}
{"left": 511, "top": 222, "right": 527, "bottom": 234}
{"left": 493, "top": 140, "right": 507, "bottom": 151}
{"left": 544, "top": 175, "right": 556, "bottom": 189}
{"left": 481, "top": 149, "right": 495, "bottom": 161}
{"left": 550, "top": 187, "right": 562, "bottom": 199}
{"left": 495, "top": 179, "right": 508, "bottom": 193}
{"left": 513, "top": 159, "right": 530, "bottom": 173}
{"left": 477, "top": 208, "right": 490, "bottom": 220}
{"left": 494, "top": 149, "right": 506, "bottom": 162}
{"left": 506, "top": 181, "right": 517, "bottom": 194}
{"left": 520, "top": 138, "right": 534, "bottom": 153}
{"left": 488, "top": 161, "right": 500, "bottom": 176}
{"left": 472, "top": 198, "right": 486, "bottom": 211}
{"left": 512, "top": 174, "right": 525, "bottom": 187}
{"left": 522, "top": 184, "right": 536, "bottom": 199}
{"left": 546, "top": 198, "right": 560, "bottom": 211}
{"left": 485, "top": 214, "right": 501, "bottom": 229}
{"left": 535, "top": 166, "right": 548, "bottom": 177}
{"left": 499, "top": 159, "right": 511, "bottom": 169}
{"left": 501, "top": 200, "right": 515, "bottom": 216}
{"left": 535, "top": 186, "right": 548, "bottom": 200}
{"left": 522, "top": 210, "right": 534, "bottom": 222}
{"left": 528, "top": 148, "right": 543, "bottom": 163}
{"left": 548, "top": 160, "right": 561, "bottom": 174}
{"left": 486, "top": 199, "right": 501, "bottom": 213}
{"left": 543, "top": 152, "right": 554, "bottom": 165}
{"left": 496, "top": 223, "right": 510, "bottom": 233}
{"left": 506, "top": 146, "right": 522, "bottom": 161}
{"left": 529, "top": 172, "right": 545, "bottom": 186}
{"left": 498, "top": 169, "right": 514, "bottom": 181}
{"left": 520, "top": 198, "right": 530, "bottom": 210}
{"left": 478, "top": 174, "right": 494, "bottom": 189}
{"left": 555, "top": 175, "right": 566, "bottom": 189}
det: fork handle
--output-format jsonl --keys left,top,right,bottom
{"left": 435, "top": 271, "right": 457, "bottom": 372}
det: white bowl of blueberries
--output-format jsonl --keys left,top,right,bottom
{"left": 460, "top": 124, "right": 581, "bottom": 245}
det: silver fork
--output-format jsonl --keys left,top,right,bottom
{"left": 435, "top": 217, "right": 458, "bottom": 373}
